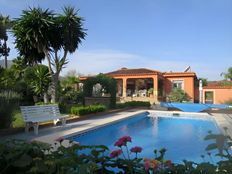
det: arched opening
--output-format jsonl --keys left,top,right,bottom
{"left": 83, "top": 74, "right": 117, "bottom": 108}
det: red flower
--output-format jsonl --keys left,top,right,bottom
{"left": 144, "top": 160, "right": 150, "bottom": 171}
{"left": 130, "top": 146, "right": 142, "bottom": 153}
{"left": 114, "top": 136, "right": 132, "bottom": 147}
{"left": 110, "top": 149, "right": 122, "bottom": 158}
{"left": 114, "top": 139, "right": 125, "bottom": 147}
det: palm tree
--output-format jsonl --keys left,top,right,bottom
{"left": 48, "top": 6, "right": 86, "bottom": 103}
{"left": 221, "top": 67, "right": 232, "bottom": 81}
{"left": 61, "top": 74, "right": 79, "bottom": 91}
{"left": 13, "top": 7, "right": 86, "bottom": 103}
{"left": 0, "top": 14, "right": 11, "bottom": 68}
{"left": 24, "top": 65, "right": 51, "bottom": 103}
{"left": 12, "top": 8, "right": 52, "bottom": 65}
{"left": 11, "top": 57, "right": 27, "bottom": 80}
{"left": 221, "top": 67, "right": 232, "bottom": 87}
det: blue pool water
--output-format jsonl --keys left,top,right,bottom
{"left": 69, "top": 112, "right": 221, "bottom": 163}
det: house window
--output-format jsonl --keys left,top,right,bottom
{"left": 204, "top": 91, "right": 214, "bottom": 104}
{"left": 172, "top": 80, "right": 184, "bottom": 89}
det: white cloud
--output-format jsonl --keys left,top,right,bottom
{"left": 7, "top": 45, "right": 227, "bottom": 80}
{"left": 62, "top": 49, "right": 222, "bottom": 80}
{"left": 61, "top": 49, "right": 141, "bottom": 75}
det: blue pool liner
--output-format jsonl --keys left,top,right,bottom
{"left": 160, "top": 102, "right": 229, "bottom": 112}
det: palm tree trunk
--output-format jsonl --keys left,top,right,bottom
{"left": 51, "top": 73, "right": 59, "bottom": 103}
{"left": 33, "top": 95, "right": 38, "bottom": 103}
{"left": 43, "top": 93, "right": 49, "bottom": 104}
{"left": 4, "top": 40, "right": 7, "bottom": 68}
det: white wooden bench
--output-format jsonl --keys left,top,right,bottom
{"left": 20, "top": 105, "right": 68, "bottom": 135}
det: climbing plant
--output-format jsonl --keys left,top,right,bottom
{"left": 83, "top": 74, "right": 116, "bottom": 108}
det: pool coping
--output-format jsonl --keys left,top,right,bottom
{"left": 57, "top": 110, "right": 228, "bottom": 143}
{"left": 0, "top": 109, "right": 148, "bottom": 144}
{"left": 1, "top": 109, "right": 231, "bottom": 145}
{"left": 63, "top": 111, "right": 148, "bottom": 139}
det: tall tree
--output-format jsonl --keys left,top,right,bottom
{"left": 221, "top": 67, "right": 232, "bottom": 87}
{"left": 198, "top": 78, "right": 208, "bottom": 86}
{"left": 0, "top": 14, "right": 11, "bottom": 68}
{"left": 221, "top": 67, "right": 232, "bottom": 81}
{"left": 12, "top": 7, "right": 86, "bottom": 103}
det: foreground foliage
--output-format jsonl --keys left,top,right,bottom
{"left": 0, "top": 133, "right": 232, "bottom": 174}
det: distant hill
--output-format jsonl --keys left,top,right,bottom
{"left": 0, "top": 59, "right": 13, "bottom": 68}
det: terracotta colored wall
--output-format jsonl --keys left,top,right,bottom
{"left": 164, "top": 76, "right": 195, "bottom": 101}
{"left": 203, "top": 88, "right": 232, "bottom": 104}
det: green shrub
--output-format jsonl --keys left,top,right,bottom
{"left": 60, "top": 90, "right": 84, "bottom": 105}
{"left": 0, "top": 91, "right": 20, "bottom": 129}
{"left": 167, "top": 88, "right": 191, "bottom": 103}
{"left": 71, "top": 105, "right": 106, "bottom": 116}
{"left": 59, "top": 103, "right": 82, "bottom": 114}
{"left": 116, "top": 101, "right": 151, "bottom": 108}
{"left": 12, "top": 111, "right": 24, "bottom": 128}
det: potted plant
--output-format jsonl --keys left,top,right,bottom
{"left": 148, "top": 88, "right": 154, "bottom": 97}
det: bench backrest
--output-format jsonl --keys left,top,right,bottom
{"left": 20, "top": 105, "right": 61, "bottom": 122}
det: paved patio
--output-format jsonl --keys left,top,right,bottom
{"left": 208, "top": 109, "right": 232, "bottom": 136}
{"left": 1, "top": 109, "right": 232, "bottom": 146}
{"left": 0, "top": 109, "right": 147, "bottom": 144}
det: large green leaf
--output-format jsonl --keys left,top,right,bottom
{"left": 205, "top": 143, "right": 218, "bottom": 151}
{"left": 12, "top": 154, "right": 32, "bottom": 167}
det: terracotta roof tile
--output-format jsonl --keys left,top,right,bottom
{"left": 203, "top": 81, "right": 232, "bottom": 89}
{"left": 80, "top": 68, "right": 197, "bottom": 79}
{"left": 105, "top": 68, "right": 160, "bottom": 76}
{"left": 203, "top": 86, "right": 231, "bottom": 89}
{"left": 163, "top": 72, "right": 196, "bottom": 77}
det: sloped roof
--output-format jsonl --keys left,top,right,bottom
{"left": 105, "top": 68, "right": 160, "bottom": 76}
{"left": 163, "top": 72, "right": 196, "bottom": 77}
{"left": 203, "top": 81, "right": 232, "bottom": 89}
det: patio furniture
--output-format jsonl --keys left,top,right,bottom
{"left": 20, "top": 105, "right": 68, "bottom": 135}
{"left": 139, "top": 89, "right": 147, "bottom": 97}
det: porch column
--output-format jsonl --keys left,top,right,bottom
{"left": 122, "top": 77, "right": 127, "bottom": 98}
{"left": 153, "top": 76, "right": 158, "bottom": 102}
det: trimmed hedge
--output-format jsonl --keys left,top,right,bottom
{"left": 116, "top": 101, "right": 151, "bottom": 108}
{"left": 71, "top": 104, "right": 106, "bottom": 116}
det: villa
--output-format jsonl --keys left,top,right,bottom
{"left": 80, "top": 67, "right": 199, "bottom": 103}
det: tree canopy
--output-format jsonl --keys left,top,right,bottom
{"left": 12, "top": 6, "right": 86, "bottom": 102}
{"left": 0, "top": 14, "right": 11, "bottom": 68}
{"left": 221, "top": 67, "right": 232, "bottom": 81}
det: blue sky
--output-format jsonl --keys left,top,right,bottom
{"left": 1, "top": 0, "right": 232, "bottom": 80}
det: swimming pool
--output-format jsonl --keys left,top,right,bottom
{"left": 69, "top": 112, "right": 221, "bottom": 163}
